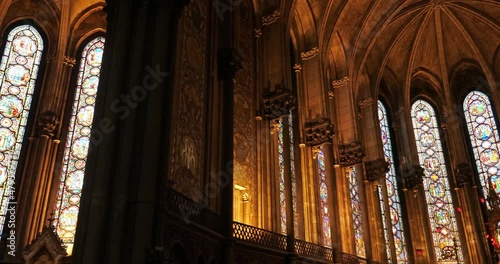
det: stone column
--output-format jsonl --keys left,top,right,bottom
{"left": 263, "top": 89, "right": 297, "bottom": 263}
{"left": 15, "top": 112, "right": 59, "bottom": 257}
{"left": 365, "top": 158, "right": 390, "bottom": 262}
{"left": 218, "top": 48, "right": 242, "bottom": 264}
{"left": 72, "top": 0, "right": 186, "bottom": 263}
{"left": 339, "top": 142, "right": 369, "bottom": 259}
{"left": 304, "top": 119, "right": 337, "bottom": 247}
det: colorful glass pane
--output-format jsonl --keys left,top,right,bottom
{"left": 54, "top": 37, "right": 105, "bottom": 254}
{"left": 348, "top": 167, "right": 366, "bottom": 257}
{"left": 277, "top": 119, "right": 287, "bottom": 234}
{"left": 378, "top": 101, "right": 408, "bottom": 263}
{"left": 463, "top": 91, "right": 500, "bottom": 205}
{"left": 276, "top": 111, "right": 299, "bottom": 236}
{"left": 0, "top": 25, "right": 43, "bottom": 235}
{"left": 288, "top": 112, "right": 299, "bottom": 238}
{"left": 411, "top": 100, "right": 463, "bottom": 263}
{"left": 317, "top": 146, "right": 332, "bottom": 247}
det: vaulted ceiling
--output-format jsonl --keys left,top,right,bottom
{"left": 290, "top": 0, "right": 500, "bottom": 100}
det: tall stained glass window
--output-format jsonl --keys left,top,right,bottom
{"left": 316, "top": 146, "right": 332, "bottom": 247}
{"left": 54, "top": 37, "right": 105, "bottom": 254}
{"left": 411, "top": 100, "right": 463, "bottom": 262}
{"left": 275, "top": 111, "right": 298, "bottom": 236}
{"left": 348, "top": 167, "right": 365, "bottom": 257}
{"left": 463, "top": 91, "right": 500, "bottom": 204}
{"left": 0, "top": 25, "right": 44, "bottom": 235}
{"left": 377, "top": 101, "right": 408, "bottom": 263}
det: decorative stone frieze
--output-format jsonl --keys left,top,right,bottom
{"left": 262, "top": 10, "right": 280, "bottom": 26}
{"left": 339, "top": 141, "right": 365, "bottom": 166}
{"left": 300, "top": 47, "right": 319, "bottom": 60}
{"left": 455, "top": 163, "right": 473, "bottom": 186}
{"left": 365, "top": 158, "right": 389, "bottom": 182}
{"left": 263, "top": 89, "right": 296, "bottom": 120}
{"left": 304, "top": 118, "right": 334, "bottom": 146}
{"left": 37, "top": 112, "right": 59, "bottom": 136}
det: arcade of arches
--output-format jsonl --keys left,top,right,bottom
{"left": 0, "top": 0, "right": 499, "bottom": 263}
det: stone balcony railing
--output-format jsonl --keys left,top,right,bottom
{"left": 166, "top": 188, "right": 382, "bottom": 264}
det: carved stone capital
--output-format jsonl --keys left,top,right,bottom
{"left": 332, "top": 76, "right": 349, "bottom": 89}
{"left": 217, "top": 48, "right": 242, "bottom": 81}
{"left": 358, "top": 97, "right": 374, "bottom": 108}
{"left": 262, "top": 10, "right": 280, "bottom": 26}
{"left": 304, "top": 118, "right": 334, "bottom": 146}
{"left": 365, "top": 158, "right": 389, "bottom": 182}
{"left": 63, "top": 56, "right": 76, "bottom": 67}
{"left": 312, "top": 145, "right": 322, "bottom": 159}
{"left": 293, "top": 64, "right": 302, "bottom": 72}
{"left": 394, "top": 107, "right": 405, "bottom": 118}
{"left": 301, "top": 47, "right": 319, "bottom": 60}
{"left": 455, "top": 163, "right": 473, "bottom": 186}
{"left": 270, "top": 119, "right": 281, "bottom": 134}
{"left": 37, "top": 112, "right": 59, "bottom": 136}
{"left": 263, "top": 89, "right": 296, "bottom": 120}
{"left": 339, "top": 141, "right": 365, "bottom": 166}
{"left": 254, "top": 28, "right": 262, "bottom": 38}
{"left": 402, "top": 165, "right": 425, "bottom": 191}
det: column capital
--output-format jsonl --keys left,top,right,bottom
{"left": 300, "top": 47, "right": 319, "bottom": 61}
{"left": 261, "top": 10, "right": 280, "bottom": 26}
{"left": 63, "top": 56, "right": 76, "bottom": 67}
{"left": 358, "top": 97, "right": 374, "bottom": 108}
{"left": 263, "top": 89, "right": 296, "bottom": 120}
{"left": 36, "top": 112, "right": 59, "bottom": 136}
{"left": 454, "top": 163, "right": 473, "bottom": 186}
{"left": 331, "top": 76, "right": 349, "bottom": 89}
{"left": 402, "top": 165, "right": 425, "bottom": 192}
{"left": 217, "top": 48, "right": 242, "bottom": 81}
{"left": 339, "top": 141, "right": 365, "bottom": 166}
{"left": 365, "top": 158, "right": 389, "bottom": 182}
{"left": 304, "top": 118, "right": 334, "bottom": 146}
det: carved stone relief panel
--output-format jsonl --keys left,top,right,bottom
{"left": 169, "top": 0, "right": 209, "bottom": 202}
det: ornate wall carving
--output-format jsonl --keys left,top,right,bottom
{"left": 169, "top": 0, "right": 209, "bottom": 202}
{"left": 339, "top": 141, "right": 365, "bottom": 166}
{"left": 304, "top": 118, "right": 334, "bottom": 146}
{"left": 263, "top": 89, "right": 296, "bottom": 120}
{"left": 234, "top": 0, "right": 257, "bottom": 224}
{"left": 365, "top": 158, "right": 389, "bottom": 182}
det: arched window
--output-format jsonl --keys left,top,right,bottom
{"left": 54, "top": 36, "right": 105, "bottom": 254}
{"left": 463, "top": 91, "right": 500, "bottom": 204}
{"left": 0, "top": 25, "right": 44, "bottom": 235}
{"left": 348, "top": 167, "right": 365, "bottom": 257}
{"left": 377, "top": 101, "right": 408, "bottom": 263}
{"left": 411, "top": 99, "right": 463, "bottom": 262}
{"left": 316, "top": 146, "right": 331, "bottom": 247}
{"left": 276, "top": 111, "right": 298, "bottom": 236}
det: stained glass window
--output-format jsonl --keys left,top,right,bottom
{"left": 275, "top": 111, "right": 298, "bottom": 236}
{"left": 316, "top": 146, "right": 332, "bottom": 247}
{"left": 411, "top": 100, "right": 463, "bottom": 262}
{"left": 54, "top": 37, "right": 105, "bottom": 254}
{"left": 463, "top": 91, "right": 500, "bottom": 205}
{"left": 0, "top": 25, "right": 44, "bottom": 235}
{"left": 377, "top": 101, "right": 408, "bottom": 263}
{"left": 348, "top": 167, "right": 365, "bottom": 257}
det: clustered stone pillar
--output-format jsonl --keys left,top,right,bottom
{"left": 263, "top": 88, "right": 297, "bottom": 262}
{"left": 304, "top": 118, "right": 339, "bottom": 259}
{"left": 338, "top": 141, "right": 369, "bottom": 258}
{"left": 72, "top": 1, "right": 188, "bottom": 263}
